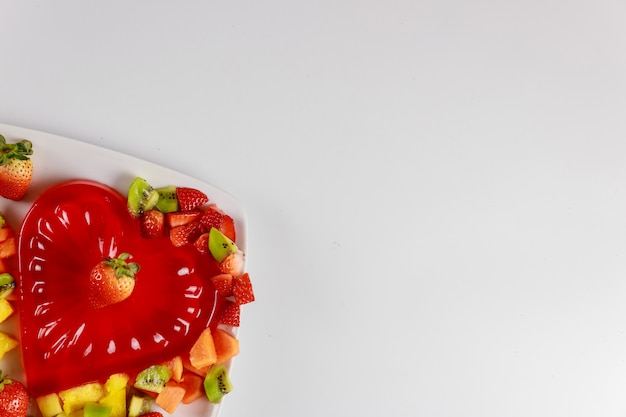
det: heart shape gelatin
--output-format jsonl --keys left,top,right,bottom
{"left": 17, "top": 180, "right": 225, "bottom": 396}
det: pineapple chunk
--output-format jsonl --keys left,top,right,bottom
{"left": 99, "top": 389, "right": 125, "bottom": 417}
{"left": 0, "top": 298, "right": 13, "bottom": 323}
{"left": 37, "top": 393, "right": 64, "bottom": 417}
{"left": 0, "top": 331, "right": 18, "bottom": 359}
{"left": 104, "top": 373, "right": 129, "bottom": 393}
{"left": 59, "top": 382, "right": 105, "bottom": 414}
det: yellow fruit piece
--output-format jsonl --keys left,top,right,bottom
{"left": 0, "top": 331, "right": 18, "bottom": 359}
{"left": 100, "top": 374, "right": 129, "bottom": 417}
{"left": 36, "top": 393, "right": 63, "bottom": 417}
{"left": 59, "top": 382, "right": 105, "bottom": 414}
{"left": 104, "top": 373, "right": 129, "bottom": 393}
{"left": 0, "top": 298, "right": 14, "bottom": 323}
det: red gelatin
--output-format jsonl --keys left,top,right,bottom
{"left": 17, "top": 180, "right": 225, "bottom": 396}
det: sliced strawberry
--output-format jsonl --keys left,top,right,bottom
{"left": 199, "top": 205, "right": 225, "bottom": 230}
{"left": 218, "top": 301, "right": 240, "bottom": 327}
{"left": 193, "top": 232, "right": 209, "bottom": 255}
{"left": 140, "top": 209, "right": 165, "bottom": 239}
{"left": 210, "top": 273, "right": 233, "bottom": 297}
{"left": 170, "top": 222, "right": 206, "bottom": 247}
{"left": 177, "top": 187, "right": 208, "bottom": 211}
{"left": 219, "top": 251, "right": 245, "bottom": 276}
{"left": 140, "top": 413, "right": 164, "bottom": 417}
{"left": 166, "top": 210, "right": 202, "bottom": 228}
{"left": 232, "top": 273, "right": 254, "bottom": 305}
{"left": 221, "top": 214, "right": 236, "bottom": 242}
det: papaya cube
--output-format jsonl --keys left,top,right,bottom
{"left": 0, "top": 228, "right": 13, "bottom": 243}
{"left": 155, "top": 381, "right": 186, "bottom": 414}
{"left": 213, "top": 328, "right": 239, "bottom": 364}
{"left": 189, "top": 327, "right": 217, "bottom": 369}
{"left": 0, "top": 237, "right": 16, "bottom": 259}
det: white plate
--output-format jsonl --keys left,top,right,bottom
{"left": 0, "top": 123, "right": 247, "bottom": 417}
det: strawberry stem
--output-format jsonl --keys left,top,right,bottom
{"left": 0, "top": 135, "right": 33, "bottom": 165}
{"left": 104, "top": 252, "right": 140, "bottom": 279}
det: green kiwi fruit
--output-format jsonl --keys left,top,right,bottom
{"left": 127, "top": 177, "right": 159, "bottom": 217}
{"left": 134, "top": 365, "right": 172, "bottom": 394}
{"left": 83, "top": 403, "right": 112, "bottom": 417}
{"left": 154, "top": 186, "right": 180, "bottom": 213}
{"left": 127, "top": 394, "right": 154, "bottom": 417}
{"left": 0, "top": 273, "right": 15, "bottom": 299}
{"left": 208, "top": 228, "right": 238, "bottom": 263}
{"left": 203, "top": 364, "right": 233, "bottom": 403}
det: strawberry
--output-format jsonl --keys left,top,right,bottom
{"left": 166, "top": 210, "right": 202, "bottom": 228}
{"left": 140, "top": 413, "right": 164, "bottom": 417}
{"left": 88, "top": 253, "right": 140, "bottom": 309}
{"left": 232, "top": 273, "right": 255, "bottom": 305}
{"left": 0, "top": 372, "right": 29, "bottom": 417}
{"left": 200, "top": 206, "right": 236, "bottom": 242}
{"left": 193, "top": 232, "right": 209, "bottom": 255}
{"left": 0, "top": 137, "right": 33, "bottom": 201}
{"left": 221, "top": 214, "right": 236, "bottom": 242}
{"left": 210, "top": 273, "right": 233, "bottom": 297}
{"left": 140, "top": 210, "right": 165, "bottom": 238}
{"left": 177, "top": 187, "right": 208, "bottom": 211}
{"left": 218, "top": 301, "right": 240, "bottom": 327}
{"left": 219, "top": 251, "right": 245, "bottom": 276}
{"left": 170, "top": 221, "right": 206, "bottom": 247}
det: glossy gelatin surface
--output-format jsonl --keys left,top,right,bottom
{"left": 17, "top": 180, "right": 224, "bottom": 396}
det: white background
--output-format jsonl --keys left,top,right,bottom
{"left": 2, "top": 1, "right": 626, "bottom": 416}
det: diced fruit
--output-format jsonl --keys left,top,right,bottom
{"left": 199, "top": 205, "right": 225, "bottom": 230}
{"left": 189, "top": 327, "right": 217, "bottom": 369}
{"left": 0, "top": 372, "right": 29, "bottom": 417}
{"left": 182, "top": 355, "right": 210, "bottom": 377}
{"left": 155, "top": 186, "right": 179, "bottom": 213}
{"left": 166, "top": 210, "right": 202, "bottom": 228}
{"left": 0, "top": 237, "right": 16, "bottom": 258}
{"left": 127, "top": 394, "right": 154, "bottom": 417}
{"left": 37, "top": 393, "right": 64, "bottom": 417}
{"left": 0, "top": 136, "right": 34, "bottom": 201}
{"left": 170, "top": 222, "right": 205, "bottom": 247}
{"left": 100, "top": 373, "right": 129, "bottom": 417}
{"left": 176, "top": 187, "right": 209, "bottom": 211}
{"left": 88, "top": 253, "right": 139, "bottom": 309}
{"left": 155, "top": 381, "right": 185, "bottom": 414}
{"left": 127, "top": 177, "right": 159, "bottom": 217}
{"left": 140, "top": 210, "right": 165, "bottom": 239}
{"left": 0, "top": 298, "right": 14, "bottom": 323}
{"left": 220, "top": 215, "right": 236, "bottom": 242}
{"left": 139, "top": 413, "right": 163, "bottom": 417}
{"left": 0, "top": 227, "right": 13, "bottom": 242}
{"left": 179, "top": 373, "right": 204, "bottom": 404}
{"left": 203, "top": 365, "right": 233, "bottom": 404}
{"left": 104, "top": 373, "right": 130, "bottom": 393}
{"left": 59, "top": 382, "right": 105, "bottom": 415}
{"left": 208, "top": 228, "right": 238, "bottom": 263}
{"left": 218, "top": 302, "right": 240, "bottom": 327}
{"left": 83, "top": 402, "right": 112, "bottom": 417}
{"left": 193, "top": 232, "right": 210, "bottom": 255}
{"left": 162, "top": 356, "right": 184, "bottom": 382}
{"left": 0, "top": 331, "right": 18, "bottom": 359}
{"left": 210, "top": 274, "right": 233, "bottom": 297}
{"left": 232, "top": 272, "right": 255, "bottom": 305}
{"left": 213, "top": 328, "right": 240, "bottom": 364}
{"left": 134, "top": 365, "right": 172, "bottom": 394}
{"left": 219, "top": 251, "right": 245, "bottom": 277}
{"left": 0, "top": 273, "right": 15, "bottom": 299}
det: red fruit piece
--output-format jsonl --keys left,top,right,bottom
{"left": 140, "top": 210, "right": 165, "bottom": 238}
{"left": 193, "top": 232, "right": 209, "bottom": 255}
{"left": 218, "top": 301, "right": 240, "bottom": 327}
{"left": 88, "top": 253, "right": 139, "bottom": 309}
{"left": 219, "top": 251, "right": 245, "bottom": 276}
{"left": 140, "top": 413, "right": 164, "bottom": 417}
{"left": 221, "top": 214, "right": 236, "bottom": 242}
{"left": 210, "top": 273, "right": 233, "bottom": 297}
{"left": 166, "top": 210, "right": 202, "bottom": 228}
{"left": 0, "top": 138, "right": 33, "bottom": 201}
{"left": 232, "top": 273, "right": 254, "bottom": 305}
{"left": 170, "top": 222, "right": 206, "bottom": 247}
{"left": 199, "top": 205, "right": 224, "bottom": 230}
{"left": 0, "top": 372, "right": 29, "bottom": 417}
{"left": 177, "top": 187, "right": 208, "bottom": 211}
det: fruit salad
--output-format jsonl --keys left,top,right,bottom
{"left": 0, "top": 134, "right": 254, "bottom": 417}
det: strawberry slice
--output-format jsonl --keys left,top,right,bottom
{"left": 166, "top": 210, "right": 202, "bottom": 228}
{"left": 170, "top": 222, "right": 206, "bottom": 247}
{"left": 219, "top": 251, "right": 244, "bottom": 276}
{"left": 200, "top": 206, "right": 236, "bottom": 242}
{"left": 140, "top": 209, "right": 165, "bottom": 238}
{"left": 177, "top": 187, "right": 208, "bottom": 211}
{"left": 221, "top": 214, "right": 236, "bottom": 242}
{"left": 232, "top": 273, "right": 254, "bottom": 305}
{"left": 193, "top": 232, "right": 209, "bottom": 255}
{"left": 210, "top": 273, "right": 233, "bottom": 297}
{"left": 218, "top": 301, "right": 240, "bottom": 327}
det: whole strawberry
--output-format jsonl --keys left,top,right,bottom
{"left": 88, "top": 253, "right": 140, "bottom": 309}
{"left": 0, "top": 372, "right": 29, "bottom": 417}
{"left": 0, "top": 136, "right": 33, "bottom": 201}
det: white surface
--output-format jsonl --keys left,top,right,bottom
{"left": 2, "top": 1, "right": 626, "bottom": 416}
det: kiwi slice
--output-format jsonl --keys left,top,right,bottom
{"left": 127, "top": 177, "right": 159, "bottom": 217}
{"left": 208, "top": 228, "right": 238, "bottom": 263}
{"left": 203, "top": 365, "right": 233, "bottom": 403}
{"left": 134, "top": 365, "right": 172, "bottom": 394}
{"left": 127, "top": 394, "right": 154, "bottom": 417}
{"left": 154, "top": 186, "right": 180, "bottom": 213}
{"left": 0, "top": 273, "right": 15, "bottom": 299}
{"left": 83, "top": 403, "right": 111, "bottom": 417}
